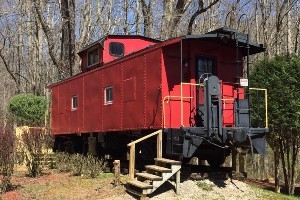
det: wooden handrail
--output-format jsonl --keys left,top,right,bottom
{"left": 127, "top": 129, "right": 163, "bottom": 180}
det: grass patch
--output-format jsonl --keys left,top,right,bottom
{"left": 98, "top": 173, "right": 114, "bottom": 179}
{"left": 196, "top": 181, "right": 214, "bottom": 191}
{"left": 250, "top": 185, "right": 300, "bottom": 200}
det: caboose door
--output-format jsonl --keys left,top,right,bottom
{"left": 195, "top": 57, "right": 216, "bottom": 127}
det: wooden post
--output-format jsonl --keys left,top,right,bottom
{"left": 238, "top": 153, "right": 245, "bottom": 173}
{"left": 129, "top": 144, "right": 135, "bottom": 180}
{"left": 113, "top": 160, "right": 120, "bottom": 186}
{"left": 176, "top": 170, "right": 180, "bottom": 195}
{"left": 157, "top": 130, "right": 162, "bottom": 158}
{"left": 232, "top": 149, "right": 238, "bottom": 172}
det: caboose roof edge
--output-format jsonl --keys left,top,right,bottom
{"left": 181, "top": 27, "right": 265, "bottom": 55}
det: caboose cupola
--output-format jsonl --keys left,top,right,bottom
{"left": 78, "top": 35, "right": 160, "bottom": 72}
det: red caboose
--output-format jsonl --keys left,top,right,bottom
{"left": 49, "top": 28, "right": 268, "bottom": 167}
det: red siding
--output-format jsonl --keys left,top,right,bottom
{"left": 102, "top": 64, "right": 122, "bottom": 131}
{"left": 122, "top": 56, "right": 146, "bottom": 130}
{"left": 83, "top": 70, "right": 102, "bottom": 132}
{"left": 58, "top": 82, "right": 70, "bottom": 134}
{"left": 51, "top": 87, "right": 59, "bottom": 133}
{"left": 51, "top": 48, "right": 163, "bottom": 134}
{"left": 145, "top": 49, "right": 162, "bottom": 129}
{"left": 70, "top": 77, "right": 83, "bottom": 133}
{"left": 161, "top": 43, "right": 192, "bottom": 128}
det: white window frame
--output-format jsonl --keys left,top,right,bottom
{"left": 71, "top": 96, "right": 78, "bottom": 110}
{"left": 104, "top": 86, "right": 113, "bottom": 105}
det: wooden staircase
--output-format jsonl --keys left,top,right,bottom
{"left": 126, "top": 157, "right": 181, "bottom": 198}
{"left": 126, "top": 130, "right": 181, "bottom": 198}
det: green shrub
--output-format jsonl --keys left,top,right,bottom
{"left": 85, "top": 155, "right": 105, "bottom": 178}
{"left": 70, "top": 154, "right": 86, "bottom": 176}
{"left": 53, "top": 152, "right": 105, "bottom": 178}
{"left": 8, "top": 94, "right": 47, "bottom": 126}
{"left": 52, "top": 152, "right": 72, "bottom": 172}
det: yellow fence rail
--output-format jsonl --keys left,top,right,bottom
{"left": 249, "top": 88, "right": 268, "bottom": 128}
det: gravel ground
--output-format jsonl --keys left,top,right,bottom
{"left": 106, "top": 178, "right": 263, "bottom": 200}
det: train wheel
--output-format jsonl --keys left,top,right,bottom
{"left": 206, "top": 154, "right": 226, "bottom": 168}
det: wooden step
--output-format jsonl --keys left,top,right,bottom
{"left": 155, "top": 158, "right": 181, "bottom": 165}
{"left": 145, "top": 165, "right": 172, "bottom": 173}
{"left": 127, "top": 180, "right": 153, "bottom": 189}
{"left": 126, "top": 188, "right": 143, "bottom": 197}
{"left": 136, "top": 172, "right": 163, "bottom": 181}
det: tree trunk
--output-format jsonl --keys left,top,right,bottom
{"left": 60, "top": 0, "right": 75, "bottom": 79}
{"left": 139, "top": 0, "right": 153, "bottom": 38}
{"left": 286, "top": 0, "right": 292, "bottom": 55}
{"left": 79, "top": 0, "right": 91, "bottom": 46}
{"left": 274, "top": 138, "right": 280, "bottom": 193}
{"left": 33, "top": 0, "right": 63, "bottom": 77}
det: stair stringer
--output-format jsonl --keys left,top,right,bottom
{"left": 146, "top": 165, "right": 181, "bottom": 194}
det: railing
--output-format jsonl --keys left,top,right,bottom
{"left": 127, "top": 129, "right": 163, "bottom": 180}
{"left": 180, "top": 82, "right": 203, "bottom": 125}
{"left": 162, "top": 83, "right": 204, "bottom": 128}
{"left": 249, "top": 88, "right": 268, "bottom": 128}
{"left": 162, "top": 96, "right": 193, "bottom": 128}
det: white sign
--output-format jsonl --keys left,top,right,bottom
{"left": 240, "top": 78, "right": 248, "bottom": 87}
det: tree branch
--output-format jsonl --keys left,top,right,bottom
{"left": 187, "top": 0, "right": 220, "bottom": 34}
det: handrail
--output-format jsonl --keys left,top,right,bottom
{"left": 221, "top": 98, "right": 235, "bottom": 109}
{"left": 180, "top": 82, "right": 203, "bottom": 126}
{"left": 249, "top": 88, "right": 268, "bottom": 128}
{"left": 127, "top": 129, "right": 163, "bottom": 180}
{"left": 162, "top": 95, "right": 193, "bottom": 128}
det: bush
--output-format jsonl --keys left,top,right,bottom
{"left": 85, "top": 155, "right": 105, "bottom": 178}
{"left": 20, "top": 127, "right": 53, "bottom": 177}
{"left": 8, "top": 94, "right": 47, "bottom": 126}
{"left": 53, "top": 152, "right": 105, "bottom": 178}
{"left": 0, "top": 121, "right": 15, "bottom": 193}
{"left": 51, "top": 152, "right": 72, "bottom": 172}
{"left": 70, "top": 154, "right": 86, "bottom": 176}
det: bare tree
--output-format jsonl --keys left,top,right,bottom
{"left": 139, "top": 0, "right": 154, "bottom": 37}
{"left": 274, "top": 0, "right": 298, "bottom": 55}
{"left": 187, "top": 0, "right": 220, "bottom": 34}
{"left": 60, "top": 0, "right": 75, "bottom": 78}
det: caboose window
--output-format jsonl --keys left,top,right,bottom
{"left": 109, "top": 42, "right": 124, "bottom": 57}
{"left": 104, "top": 86, "right": 113, "bottom": 105}
{"left": 71, "top": 96, "right": 78, "bottom": 110}
{"left": 88, "top": 47, "right": 99, "bottom": 66}
{"left": 196, "top": 57, "right": 215, "bottom": 82}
